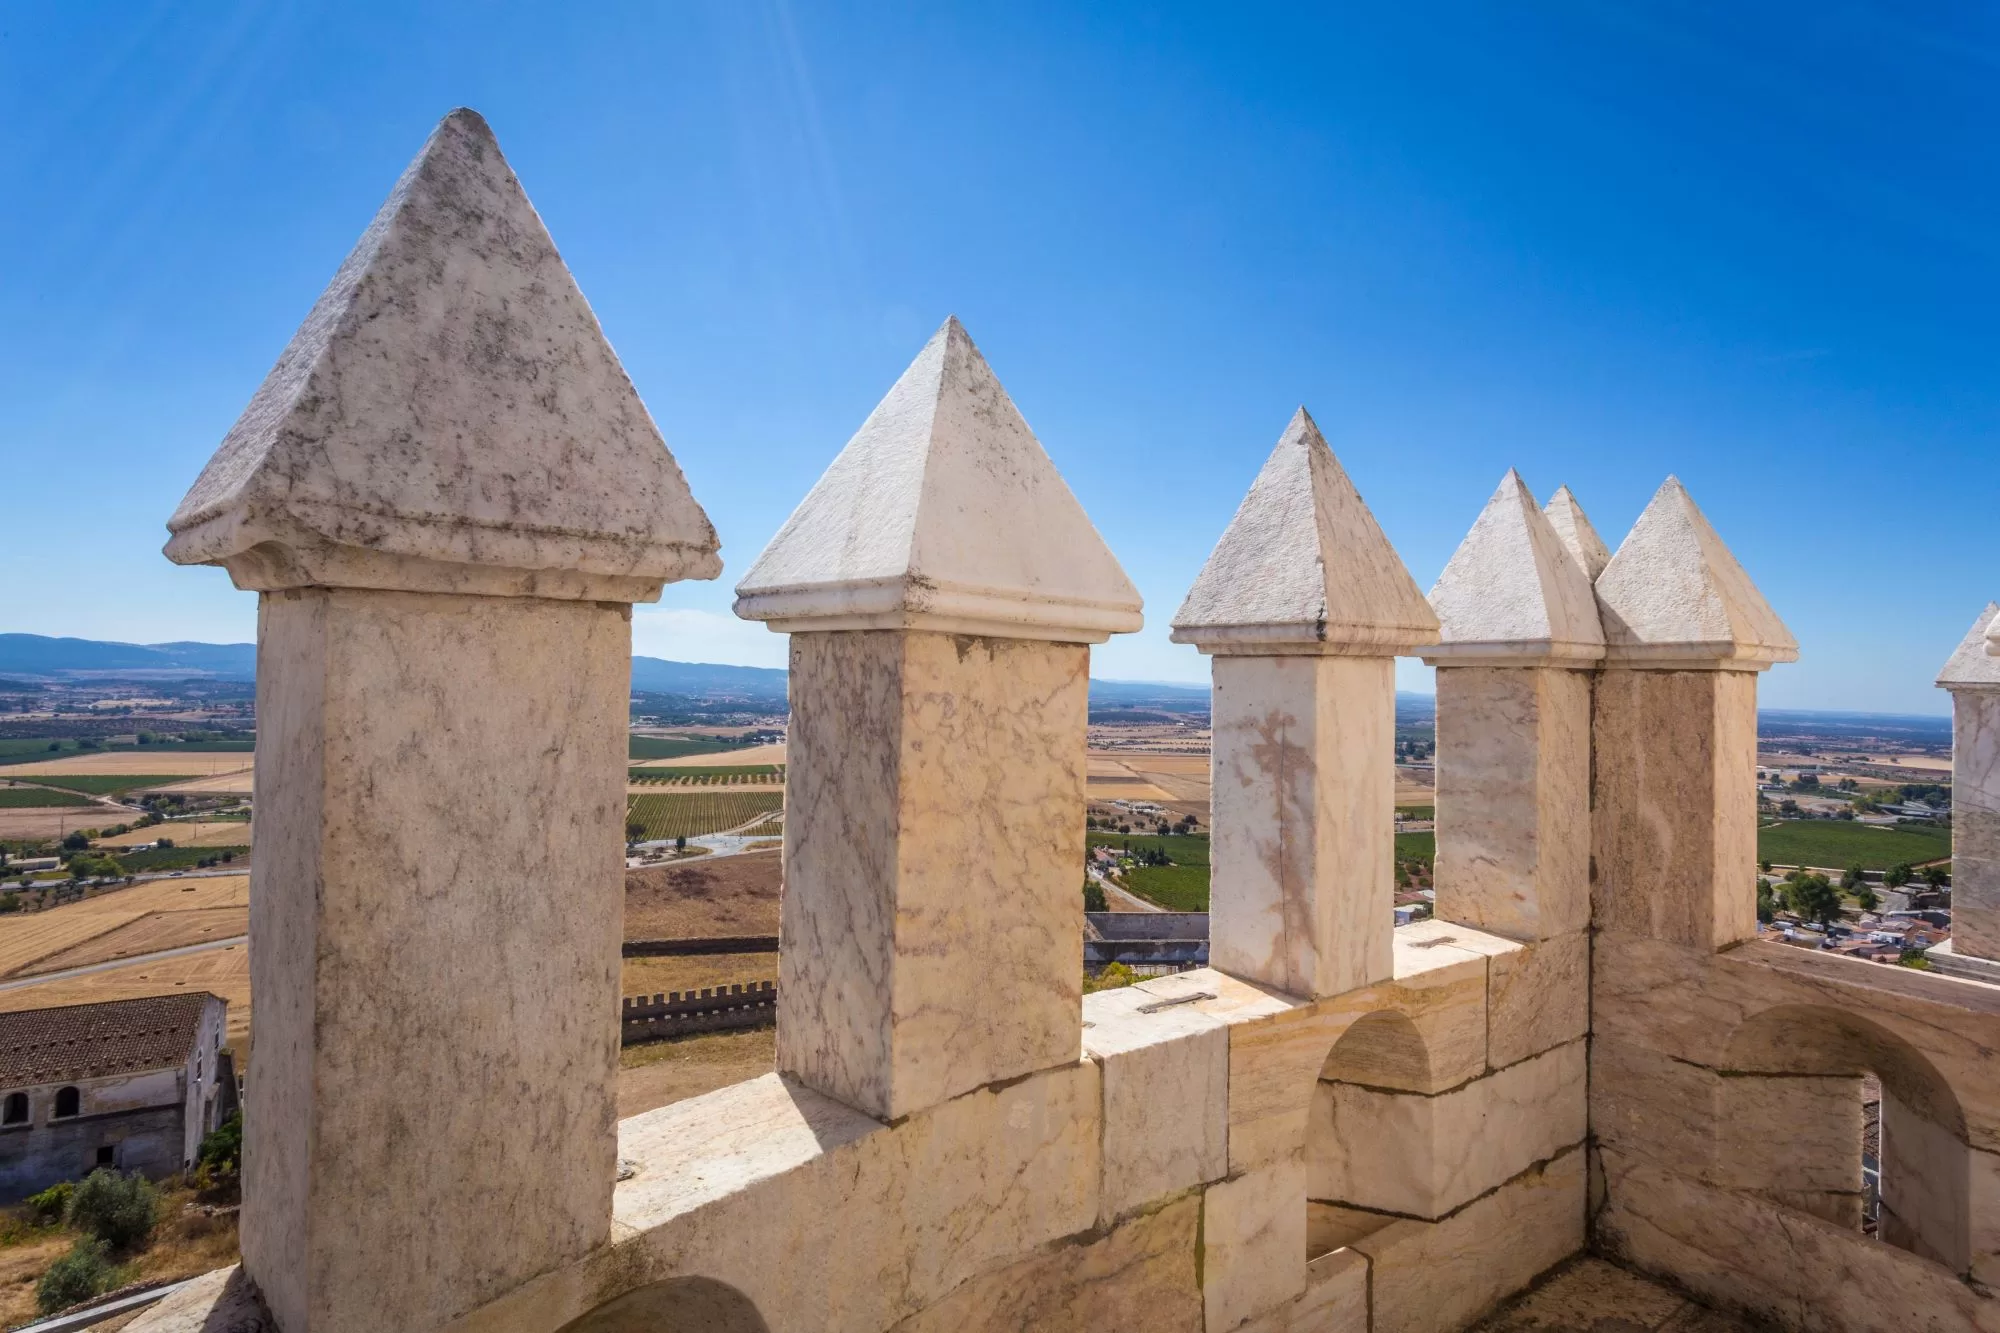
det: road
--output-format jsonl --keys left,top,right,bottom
{"left": 0, "top": 934, "right": 247, "bottom": 993}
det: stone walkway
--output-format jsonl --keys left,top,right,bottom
{"left": 1473, "top": 1258, "right": 1756, "bottom": 1332}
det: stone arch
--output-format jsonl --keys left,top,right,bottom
{"left": 1719, "top": 1003, "right": 1970, "bottom": 1273}
{"left": 1, "top": 1092, "right": 25, "bottom": 1125}
{"left": 1306, "top": 1009, "right": 1435, "bottom": 1259}
{"left": 52, "top": 1086, "right": 79, "bottom": 1119}
{"left": 556, "top": 1276, "right": 771, "bottom": 1333}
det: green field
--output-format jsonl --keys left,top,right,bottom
{"left": 629, "top": 765, "right": 785, "bottom": 785}
{"left": 0, "top": 785, "right": 93, "bottom": 808}
{"left": 1122, "top": 864, "right": 1210, "bottom": 911}
{"left": 1757, "top": 820, "right": 1952, "bottom": 871}
{"left": 1395, "top": 831, "right": 1436, "bottom": 865}
{"left": 629, "top": 735, "right": 751, "bottom": 761}
{"left": 19, "top": 775, "right": 184, "bottom": 797}
{"left": 119, "top": 845, "right": 249, "bottom": 872}
{"left": 626, "top": 791, "right": 785, "bottom": 841}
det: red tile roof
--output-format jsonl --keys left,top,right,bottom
{"left": 0, "top": 993, "right": 218, "bottom": 1088}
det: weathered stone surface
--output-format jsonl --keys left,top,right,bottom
{"left": 1881, "top": 1088, "right": 1973, "bottom": 1275}
{"left": 246, "top": 588, "right": 628, "bottom": 1332}
{"left": 1082, "top": 983, "right": 1230, "bottom": 1221}
{"left": 1592, "top": 669, "right": 1759, "bottom": 950}
{"left": 1426, "top": 470, "right": 1604, "bottom": 665}
{"left": 1433, "top": 666, "right": 1593, "bottom": 942}
{"left": 1940, "top": 602, "right": 2000, "bottom": 687}
{"left": 1589, "top": 1035, "right": 1723, "bottom": 1183}
{"left": 1310, "top": 1040, "right": 1586, "bottom": 1219}
{"left": 477, "top": 1064, "right": 1102, "bottom": 1333}
{"left": 166, "top": 110, "right": 719, "bottom": 601}
{"left": 779, "top": 630, "right": 1088, "bottom": 1121}
{"left": 1353, "top": 1148, "right": 1587, "bottom": 1333}
{"left": 1542, "top": 486, "right": 1611, "bottom": 585}
{"left": 1170, "top": 408, "right": 1438, "bottom": 655}
{"left": 1204, "top": 1156, "right": 1309, "bottom": 1333}
{"left": 1597, "top": 1148, "right": 1996, "bottom": 1333}
{"left": 1943, "top": 666, "right": 2000, "bottom": 960}
{"left": 1486, "top": 931, "right": 1590, "bottom": 1067}
{"left": 1473, "top": 1256, "right": 1695, "bottom": 1333}
{"left": 1236, "top": 1247, "right": 1370, "bottom": 1333}
{"left": 1971, "top": 1147, "right": 2000, "bottom": 1287}
{"left": 1718, "top": 1073, "right": 1864, "bottom": 1202}
{"left": 125, "top": 1266, "right": 275, "bottom": 1333}
{"left": 734, "top": 318, "right": 1141, "bottom": 642}
{"left": 1594, "top": 477, "right": 1796, "bottom": 669}
{"left": 1210, "top": 653, "right": 1396, "bottom": 997}
{"left": 885, "top": 1195, "right": 1203, "bottom": 1333}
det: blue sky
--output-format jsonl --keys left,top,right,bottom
{"left": 3, "top": 3, "right": 1996, "bottom": 713}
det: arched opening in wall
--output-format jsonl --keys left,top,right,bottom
{"left": 1, "top": 1092, "right": 25, "bottom": 1125}
{"left": 1721, "top": 1004, "right": 1969, "bottom": 1274}
{"left": 53, "top": 1086, "right": 79, "bottom": 1119}
{"left": 1306, "top": 1009, "right": 1435, "bottom": 1260}
{"left": 556, "top": 1275, "right": 771, "bottom": 1333}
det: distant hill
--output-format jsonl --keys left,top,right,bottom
{"left": 631, "top": 656, "right": 788, "bottom": 700}
{"left": 0, "top": 635, "right": 258, "bottom": 679}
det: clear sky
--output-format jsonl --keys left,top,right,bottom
{"left": 4, "top": 3, "right": 1996, "bottom": 713}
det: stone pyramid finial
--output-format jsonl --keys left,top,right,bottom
{"left": 1938, "top": 603, "right": 2000, "bottom": 689}
{"left": 165, "top": 108, "right": 720, "bottom": 602}
{"left": 733, "top": 317, "right": 1142, "bottom": 643}
{"left": 1543, "top": 485, "right": 1611, "bottom": 585}
{"left": 1595, "top": 476, "right": 1797, "bottom": 668}
{"left": 1423, "top": 470, "right": 1604, "bottom": 665}
{"left": 1170, "top": 408, "right": 1438, "bottom": 654}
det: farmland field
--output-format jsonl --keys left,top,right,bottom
{"left": 629, "top": 765, "right": 784, "bottom": 786}
{"left": 17, "top": 773, "right": 189, "bottom": 797}
{"left": 629, "top": 735, "right": 745, "bottom": 761}
{"left": 0, "top": 752, "right": 251, "bottom": 777}
{"left": 1088, "top": 832, "right": 1211, "bottom": 865}
{"left": 627, "top": 791, "right": 784, "bottom": 840}
{"left": 0, "top": 875, "right": 250, "bottom": 978}
{"left": 1758, "top": 820, "right": 1952, "bottom": 870}
{"left": 0, "top": 785, "right": 92, "bottom": 807}
{"left": 635, "top": 742, "right": 788, "bottom": 769}
{"left": 117, "top": 845, "right": 249, "bottom": 872}
{"left": 98, "top": 819, "right": 254, "bottom": 849}
{"left": 1121, "top": 864, "right": 1209, "bottom": 911}
{"left": 1396, "top": 831, "right": 1436, "bottom": 865}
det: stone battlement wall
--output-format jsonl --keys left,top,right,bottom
{"left": 130, "top": 108, "right": 2000, "bottom": 1333}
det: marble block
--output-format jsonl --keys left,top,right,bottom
{"left": 1235, "top": 1247, "right": 1369, "bottom": 1333}
{"left": 1308, "top": 1040, "right": 1586, "bottom": 1219}
{"left": 779, "top": 629, "right": 1089, "bottom": 1121}
{"left": 1432, "top": 666, "right": 1592, "bottom": 941}
{"left": 1203, "top": 1155, "right": 1309, "bottom": 1333}
{"left": 246, "top": 588, "right": 628, "bottom": 1332}
{"left": 1588, "top": 1035, "right": 1724, "bottom": 1183}
{"left": 1082, "top": 983, "right": 1230, "bottom": 1222}
{"left": 124, "top": 1267, "right": 274, "bottom": 1333}
{"left": 1591, "top": 669, "right": 1760, "bottom": 950}
{"left": 1943, "top": 680, "right": 2000, "bottom": 960}
{"left": 1486, "top": 931, "right": 1589, "bottom": 1067}
{"left": 1351, "top": 1147, "right": 1586, "bottom": 1333}
{"left": 1209, "top": 653, "right": 1396, "bottom": 998}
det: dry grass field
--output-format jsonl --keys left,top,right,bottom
{"left": 98, "top": 819, "right": 253, "bottom": 849}
{"left": 617, "top": 1027, "right": 774, "bottom": 1120}
{"left": 150, "top": 770, "right": 255, "bottom": 795}
{"left": 0, "top": 945, "right": 252, "bottom": 1063}
{"left": 635, "top": 741, "right": 788, "bottom": 769}
{"left": 0, "top": 876, "right": 250, "bottom": 978}
{"left": 30, "top": 907, "right": 248, "bottom": 974}
{"left": 0, "top": 807, "right": 123, "bottom": 839}
{"left": 622, "top": 951, "right": 779, "bottom": 999}
{"left": 625, "top": 850, "right": 781, "bottom": 938}
{"left": 1, "top": 752, "right": 250, "bottom": 777}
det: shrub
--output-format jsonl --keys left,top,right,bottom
{"left": 197, "top": 1111, "right": 243, "bottom": 1181}
{"left": 24, "top": 1181, "right": 72, "bottom": 1225}
{"left": 67, "top": 1169, "right": 158, "bottom": 1248}
{"left": 36, "top": 1237, "right": 117, "bottom": 1314}
{"left": 1083, "top": 879, "right": 1107, "bottom": 913}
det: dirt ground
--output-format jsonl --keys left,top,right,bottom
{"left": 147, "top": 771, "right": 254, "bottom": 796}
{"left": 625, "top": 850, "right": 781, "bottom": 939}
{"left": 29, "top": 908, "right": 248, "bottom": 974}
{"left": 617, "top": 1027, "right": 775, "bottom": 1119}
{"left": 622, "top": 952, "right": 779, "bottom": 998}
{"left": 97, "top": 820, "right": 252, "bottom": 849}
{"left": 0, "top": 1180, "right": 242, "bottom": 1329}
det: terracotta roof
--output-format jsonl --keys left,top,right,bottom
{"left": 0, "top": 992, "right": 219, "bottom": 1089}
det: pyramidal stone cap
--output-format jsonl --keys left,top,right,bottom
{"left": 1543, "top": 485, "right": 1611, "bottom": 585}
{"left": 732, "top": 318, "right": 1142, "bottom": 643}
{"left": 1938, "top": 602, "right": 2000, "bottom": 689}
{"left": 1170, "top": 408, "right": 1438, "bottom": 655}
{"left": 1423, "top": 470, "right": 1604, "bottom": 666}
{"left": 1595, "top": 477, "right": 1797, "bottom": 669}
{"left": 165, "top": 108, "right": 720, "bottom": 603}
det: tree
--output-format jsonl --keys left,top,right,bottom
{"left": 1855, "top": 885, "right": 1881, "bottom": 912}
{"left": 1756, "top": 879, "right": 1775, "bottom": 924}
{"left": 1924, "top": 864, "right": 1949, "bottom": 890}
{"left": 1885, "top": 863, "right": 1913, "bottom": 889}
{"left": 1841, "top": 864, "right": 1865, "bottom": 891}
{"left": 1083, "top": 879, "right": 1107, "bottom": 913}
{"left": 625, "top": 821, "right": 645, "bottom": 844}
{"left": 36, "top": 1239, "right": 116, "bottom": 1314}
{"left": 1760, "top": 859, "right": 1773, "bottom": 874}
{"left": 675, "top": 835, "right": 688, "bottom": 852}
{"left": 1787, "top": 873, "right": 1842, "bottom": 929}
{"left": 66, "top": 1169, "right": 157, "bottom": 1248}
{"left": 61, "top": 832, "right": 88, "bottom": 851}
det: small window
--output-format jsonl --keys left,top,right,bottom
{"left": 1, "top": 1092, "right": 25, "bottom": 1125}
{"left": 94, "top": 1145, "right": 115, "bottom": 1167}
{"left": 53, "top": 1086, "right": 80, "bottom": 1118}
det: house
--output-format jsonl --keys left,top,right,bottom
{"left": 0, "top": 992, "right": 234, "bottom": 1201}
